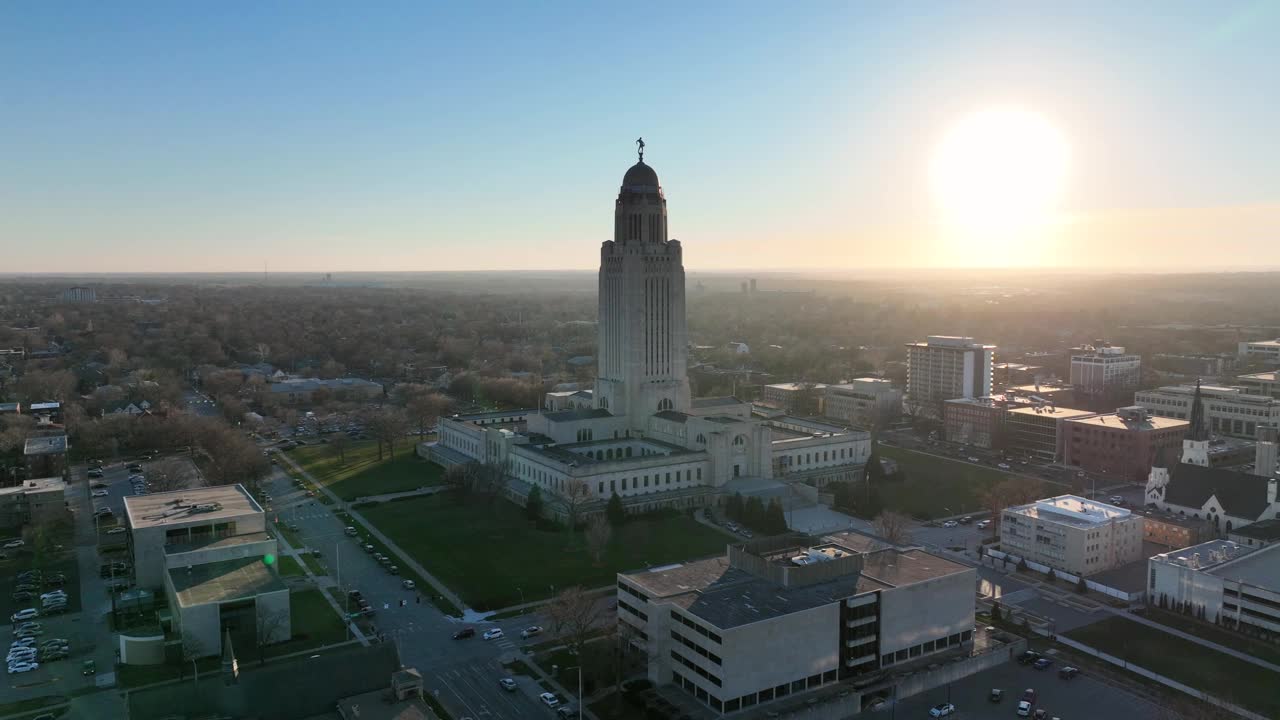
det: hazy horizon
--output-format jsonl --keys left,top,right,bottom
{"left": 3, "top": 2, "right": 1277, "bottom": 273}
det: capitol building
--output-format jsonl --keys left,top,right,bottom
{"left": 433, "top": 151, "right": 870, "bottom": 519}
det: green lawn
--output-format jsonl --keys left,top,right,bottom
{"left": 261, "top": 588, "right": 350, "bottom": 659}
{"left": 361, "top": 492, "right": 729, "bottom": 610}
{"left": 290, "top": 441, "right": 444, "bottom": 500}
{"left": 276, "top": 554, "right": 305, "bottom": 577}
{"left": 876, "top": 445, "right": 1043, "bottom": 519}
{"left": 1067, "top": 616, "right": 1280, "bottom": 717}
{"left": 1136, "top": 608, "right": 1280, "bottom": 666}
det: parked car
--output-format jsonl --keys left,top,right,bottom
{"left": 127, "top": 463, "right": 143, "bottom": 472}
{"left": 10, "top": 609, "right": 38, "bottom": 623}
{"left": 520, "top": 625, "right": 543, "bottom": 639}
{"left": 989, "top": 688, "right": 1004, "bottom": 702}
{"left": 967, "top": 456, "right": 980, "bottom": 462}
{"left": 959, "top": 516, "right": 973, "bottom": 524}
{"left": 539, "top": 692, "right": 560, "bottom": 708}
{"left": 556, "top": 707, "right": 575, "bottom": 718}
{"left": 2, "top": 540, "right": 24, "bottom": 549}
{"left": 997, "top": 463, "right": 1011, "bottom": 469}
{"left": 499, "top": 677, "right": 517, "bottom": 691}
{"left": 1017, "top": 701, "right": 1032, "bottom": 717}
{"left": 1017, "top": 651, "right": 1041, "bottom": 665}
{"left": 344, "top": 527, "right": 358, "bottom": 536}
{"left": 106, "top": 527, "right": 127, "bottom": 535}
{"left": 1022, "top": 688, "right": 1037, "bottom": 704}
{"left": 1109, "top": 495, "right": 1125, "bottom": 505}
{"left": 1033, "top": 657, "right": 1054, "bottom": 670}
{"left": 942, "top": 520, "right": 958, "bottom": 528}
{"left": 976, "top": 519, "right": 991, "bottom": 530}
{"left": 482, "top": 628, "right": 504, "bottom": 641}
{"left": 388, "top": 565, "right": 400, "bottom": 575}
{"left": 87, "top": 469, "right": 104, "bottom": 478}
{"left": 7, "top": 661, "right": 39, "bottom": 674}
{"left": 452, "top": 628, "right": 475, "bottom": 639}
{"left": 929, "top": 703, "right": 956, "bottom": 717}
{"left": 402, "top": 580, "right": 416, "bottom": 590}
{"left": 11, "top": 591, "right": 34, "bottom": 602}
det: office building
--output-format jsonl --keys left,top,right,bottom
{"left": 1135, "top": 383, "right": 1280, "bottom": 439}
{"left": 904, "top": 336, "right": 995, "bottom": 405}
{"left": 999, "top": 495, "right": 1144, "bottom": 576}
{"left": 1005, "top": 381, "right": 1076, "bottom": 406}
{"left": 1237, "top": 339, "right": 1280, "bottom": 364}
{"left": 943, "top": 396, "right": 1011, "bottom": 449}
{"left": 59, "top": 286, "right": 96, "bottom": 303}
{"left": 1062, "top": 406, "right": 1188, "bottom": 482}
{"left": 0, "top": 477, "right": 68, "bottom": 529}
{"left": 124, "top": 485, "right": 290, "bottom": 659}
{"left": 1149, "top": 541, "right": 1280, "bottom": 635}
{"left": 1070, "top": 344, "right": 1141, "bottom": 396}
{"left": 1006, "top": 405, "right": 1096, "bottom": 461}
{"left": 1237, "top": 371, "right": 1280, "bottom": 400}
{"left": 761, "top": 383, "right": 827, "bottom": 415}
{"left": 1130, "top": 507, "right": 1214, "bottom": 549}
{"left": 822, "top": 379, "right": 902, "bottom": 429}
{"left": 616, "top": 533, "right": 974, "bottom": 716}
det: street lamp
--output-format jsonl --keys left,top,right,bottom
{"left": 552, "top": 664, "right": 584, "bottom": 720}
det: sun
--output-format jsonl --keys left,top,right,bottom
{"left": 930, "top": 107, "right": 1069, "bottom": 254}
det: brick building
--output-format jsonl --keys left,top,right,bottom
{"left": 1062, "top": 406, "right": 1188, "bottom": 483}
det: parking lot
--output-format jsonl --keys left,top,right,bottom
{"left": 890, "top": 655, "right": 1164, "bottom": 720}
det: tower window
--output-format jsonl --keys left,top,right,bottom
{"left": 658, "top": 398, "right": 673, "bottom": 411}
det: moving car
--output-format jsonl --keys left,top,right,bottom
{"left": 401, "top": 580, "right": 416, "bottom": 590}
{"left": 482, "top": 628, "right": 504, "bottom": 641}
{"left": 976, "top": 519, "right": 991, "bottom": 530}
{"left": 539, "top": 692, "right": 560, "bottom": 708}
{"left": 82, "top": 659, "right": 96, "bottom": 675}
{"left": 929, "top": 703, "right": 956, "bottom": 717}
{"left": 107, "top": 527, "right": 127, "bottom": 535}
{"left": 520, "top": 625, "right": 543, "bottom": 639}
{"left": 1017, "top": 651, "right": 1041, "bottom": 665}
{"left": 1033, "top": 657, "right": 1054, "bottom": 670}
{"left": 942, "top": 520, "right": 958, "bottom": 528}
{"left": 499, "top": 677, "right": 517, "bottom": 691}
{"left": 127, "top": 463, "right": 143, "bottom": 472}
{"left": 87, "top": 469, "right": 104, "bottom": 478}
{"left": 2, "top": 540, "right": 24, "bottom": 549}
{"left": 1058, "top": 666, "right": 1079, "bottom": 680}
{"left": 1109, "top": 495, "right": 1125, "bottom": 505}
{"left": 997, "top": 462, "right": 1011, "bottom": 469}
{"left": 452, "top": 628, "right": 475, "bottom": 639}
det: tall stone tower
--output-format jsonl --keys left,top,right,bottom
{"left": 595, "top": 145, "right": 690, "bottom": 430}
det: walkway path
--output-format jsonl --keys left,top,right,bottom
{"left": 275, "top": 451, "right": 470, "bottom": 615}
{"left": 1102, "top": 606, "right": 1280, "bottom": 673}
{"left": 270, "top": 516, "right": 369, "bottom": 646}
{"left": 352, "top": 485, "right": 449, "bottom": 504}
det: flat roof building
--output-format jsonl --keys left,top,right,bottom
{"left": 1006, "top": 405, "right": 1096, "bottom": 461}
{"left": 1237, "top": 371, "right": 1280, "bottom": 401}
{"left": 1237, "top": 339, "right": 1280, "bottom": 364}
{"left": 0, "top": 477, "right": 68, "bottom": 529}
{"left": 760, "top": 383, "right": 826, "bottom": 415}
{"left": 124, "top": 485, "right": 287, "bottom": 659}
{"left": 1149, "top": 541, "right": 1280, "bottom": 635}
{"left": 1135, "top": 384, "right": 1280, "bottom": 439}
{"left": 1070, "top": 344, "right": 1141, "bottom": 396}
{"left": 1000, "top": 495, "right": 1145, "bottom": 576}
{"left": 822, "top": 379, "right": 901, "bottom": 430}
{"left": 617, "top": 532, "right": 974, "bottom": 716}
{"left": 1229, "top": 519, "right": 1280, "bottom": 549}
{"left": 1062, "top": 407, "right": 1188, "bottom": 483}
{"left": 905, "top": 336, "right": 995, "bottom": 405}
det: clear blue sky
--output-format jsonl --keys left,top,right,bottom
{"left": 2, "top": 1, "right": 1277, "bottom": 272}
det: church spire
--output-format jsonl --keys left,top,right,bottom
{"left": 1189, "top": 378, "right": 1209, "bottom": 441}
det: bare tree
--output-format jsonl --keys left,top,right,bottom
{"left": 367, "top": 407, "right": 410, "bottom": 460}
{"left": 873, "top": 510, "right": 911, "bottom": 545}
{"left": 585, "top": 514, "right": 612, "bottom": 564}
{"left": 562, "top": 478, "right": 593, "bottom": 531}
{"left": 404, "top": 388, "right": 450, "bottom": 438}
{"left": 255, "top": 343, "right": 270, "bottom": 364}
{"left": 545, "top": 586, "right": 608, "bottom": 656}
{"left": 254, "top": 607, "right": 291, "bottom": 665}
{"left": 180, "top": 633, "right": 207, "bottom": 683}
{"left": 983, "top": 477, "right": 1042, "bottom": 533}
{"left": 327, "top": 433, "right": 351, "bottom": 465}
{"left": 147, "top": 457, "right": 194, "bottom": 492}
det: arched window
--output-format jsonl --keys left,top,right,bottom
{"left": 696, "top": 434, "right": 706, "bottom": 445}
{"left": 658, "top": 398, "right": 673, "bottom": 411}
{"left": 606, "top": 449, "right": 614, "bottom": 460}
{"left": 600, "top": 396, "right": 609, "bottom": 410}
{"left": 625, "top": 447, "right": 633, "bottom": 458}
{"left": 733, "top": 435, "right": 746, "bottom": 446}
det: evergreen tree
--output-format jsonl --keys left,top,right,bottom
{"left": 991, "top": 601, "right": 1002, "bottom": 622}
{"left": 525, "top": 486, "right": 544, "bottom": 521}
{"left": 606, "top": 492, "right": 626, "bottom": 526}
{"left": 727, "top": 493, "right": 745, "bottom": 522}
{"left": 1046, "top": 568, "right": 1056, "bottom": 584}
{"left": 865, "top": 449, "right": 885, "bottom": 482}
{"left": 744, "top": 496, "right": 765, "bottom": 530}
{"left": 1075, "top": 576, "right": 1087, "bottom": 594}
{"left": 764, "top": 498, "right": 788, "bottom": 535}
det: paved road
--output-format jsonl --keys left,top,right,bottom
{"left": 182, "top": 388, "right": 220, "bottom": 417}
{"left": 889, "top": 657, "right": 1165, "bottom": 720}
{"left": 262, "top": 467, "right": 569, "bottom": 720}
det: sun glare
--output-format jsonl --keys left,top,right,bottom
{"left": 930, "top": 107, "right": 1069, "bottom": 258}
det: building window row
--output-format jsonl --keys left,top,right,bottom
{"left": 618, "top": 599, "right": 647, "bottom": 622}
{"left": 880, "top": 630, "right": 971, "bottom": 667}
{"left": 670, "top": 649, "right": 722, "bottom": 686}
{"left": 670, "top": 609, "right": 722, "bottom": 644}
{"left": 1224, "top": 588, "right": 1280, "bottom": 612}
{"left": 671, "top": 629, "right": 722, "bottom": 665}
{"left": 617, "top": 582, "right": 649, "bottom": 603}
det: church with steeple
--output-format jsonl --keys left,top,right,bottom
{"left": 433, "top": 145, "right": 871, "bottom": 518}
{"left": 1146, "top": 380, "right": 1280, "bottom": 535}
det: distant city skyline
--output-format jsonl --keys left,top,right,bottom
{"left": 2, "top": 2, "right": 1277, "bottom": 273}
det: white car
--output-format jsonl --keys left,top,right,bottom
{"left": 13, "top": 622, "right": 40, "bottom": 633}
{"left": 10, "top": 638, "right": 36, "bottom": 648}
{"left": 997, "top": 463, "right": 1011, "bottom": 470}
{"left": 401, "top": 580, "right": 416, "bottom": 590}
{"left": 39, "top": 592, "right": 65, "bottom": 602}
{"left": 930, "top": 703, "right": 956, "bottom": 717}
{"left": 520, "top": 625, "right": 543, "bottom": 638}
{"left": 1017, "top": 700, "right": 1032, "bottom": 716}
{"left": 967, "top": 457, "right": 980, "bottom": 463}
{"left": 7, "top": 661, "right": 39, "bottom": 674}
{"left": 10, "top": 609, "right": 38, "bottom": 623}
{"left": 539, "top": 692, "right": 560, "bottom": 708}
{"left": 499, "top": 677, "right": 517, "bottom": 691}
{"left": 2, "top": 540, "right": 23, "bottom": 549}
{"left": 7, "top": 650, "right": 36, "bottom": 663}
{"left": 91, "top": 490, "right": 109, "bottom": 497}
{"left": 942, "top": 520, "right": 958, "bottom": 528}
{"left": 482, "top": 628, "right": 504, "bottom": 641}
{"left": 107, "top": 527, "right": 127, "bottom": 535}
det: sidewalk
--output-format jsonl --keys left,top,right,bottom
{"left": 352, "top": 485, "right": 449, "bottom": 504}
{"left": 270, "top": 516, "right": 369, "bottom": 646}
{"left": 275, "top": 451, "right": 470, "bottom": 616}
{"left": 1102, "top": 606, "right": 1280, "bottom": 673}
